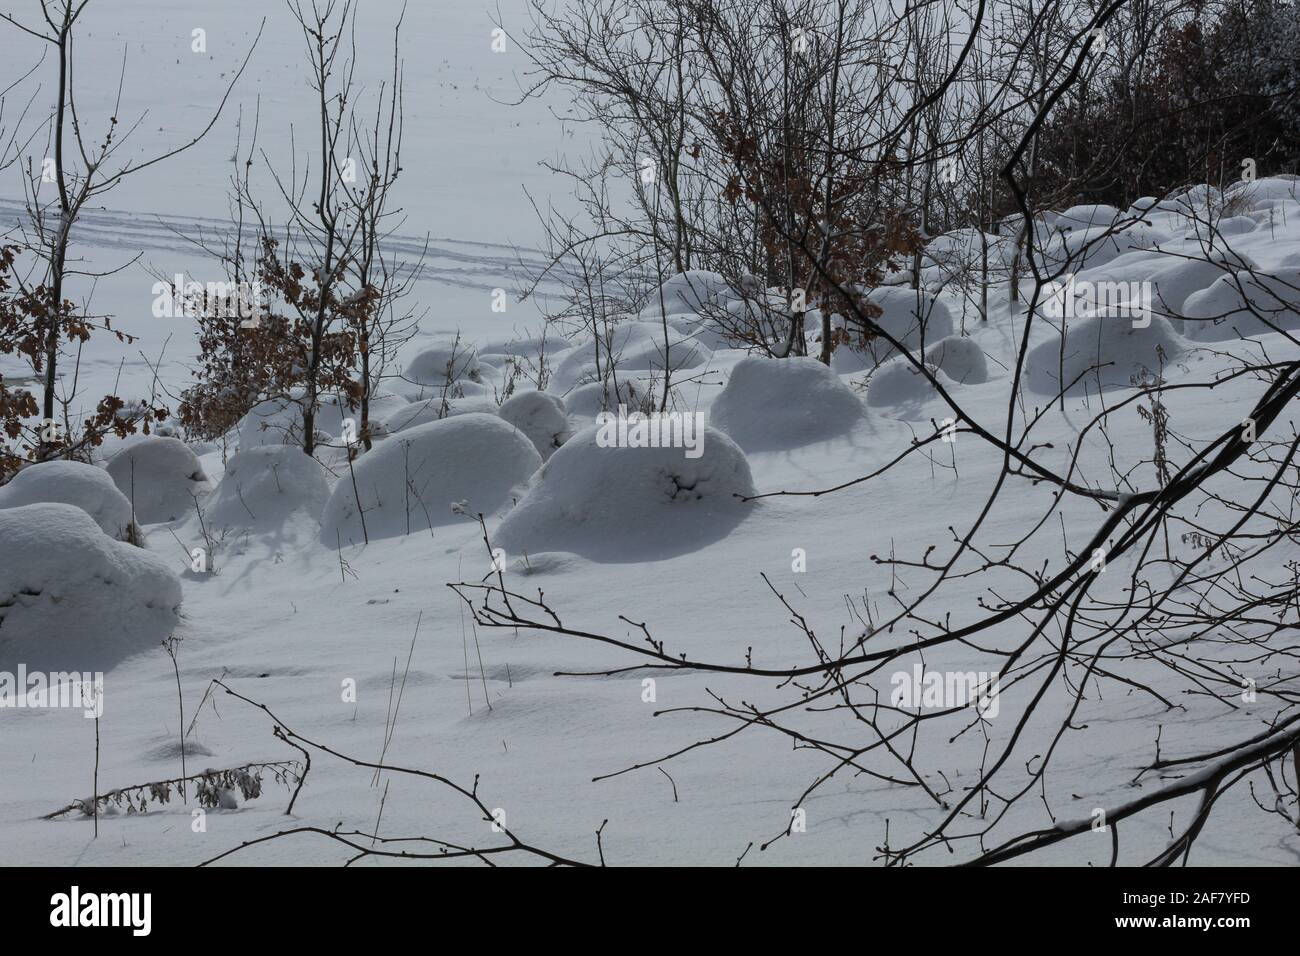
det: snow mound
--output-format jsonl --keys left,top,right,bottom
{"left": 1145, "top": 251, "right": 1257, "bottom": 318}
{"left": 106, "top": 437, "right": 211, "bottom": 524}
{"left": 551, "top": 321, "right": 711, "bottom": 391}
{"left": 639, "top": 270, "right": 739, "bottom": 319}
{"left": 0, "top": 503, "right": 182, "bottom": 671}
{"left": 1025, "top": 315, "right": 1184, "bottom": 395}
{"left": 1156, "top": 185, "right": 1222, "bottom": 216}
{"left": 0, "top": 460, "right": 134, "bottom": 540}
{"left": 924, "top": 228, "right": 1016, "bottom": 271}
{"left": 385, "top": 395, "right": 499, "bottom": 433}
{"left": 867, "top": 358, "right": 956, "bottom": 413}
{"left": 237, "top": 392, "right": 407, "bottom": 449}
{"left": 207, "top": 446, "right": 331, "bottom": 530}
{"left": 1058, "top": 204, "right": 1122, "bottom": 231}
{"left": 830, "top": 286, "right": 955, "bottom": 369}
{"left": 477, "top": 332, "right": 573, "bottom": 368}
{"left": 1224, "top": 176, "right": 1300, "bottom": 211}
{"left": 563, "top": 380, "right": 645, "bottom": 421}
{"left": 1125, "top": 197, "right": 1158, "bottom": 217}
{"left": 404, "top": 340, "right": 480, "bottom": 386}
{"left": 1212, "top": 216, "right": 1257, "bottom": 236}
{"left": 924, "top": 336, "right": 989, "bottom": 384}
{"left": 709, "top": 356, "right": 865, "bottom": 451}
{"left": 1181, "top": 269, "right": 1300, "bottom": 341}
{"left": 321, "top": 413, "right": 541, "bottom": 546}
{"left": 498, "top": 390, "right": 572, "bottom": 460}
{"left": 495, "top": 423, "right": 755, "bottom": 562}
{"left": 1047, "top": 221, "right": 1169, "bottom": 271}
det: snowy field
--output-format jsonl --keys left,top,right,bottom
{"left": 2, "top": 1, "right": 1300, "bottom": 868}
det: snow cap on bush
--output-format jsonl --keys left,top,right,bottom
{"left": 321, "top": 413, "right": 541, "bottom": 546}
{"left": 0, "top": 503, "right": 182, "bottom": 671}
{"left": 106, "top": 436, "right": 211, "bottom": 524}
{"left": 0, "top": 459, "right": 134, "bottom": 540}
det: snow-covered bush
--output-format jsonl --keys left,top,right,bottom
{"left": 1057, "top": 204, "right": 1122, "bottom": 231}
{"left": 404, "top": 340, "right": 480, "bottom": 386}
{"left": 321, "top": 413, "right": 541, "bottom": 546}
{"left": 207, "top": 445, "right": 331, "bottom": 530}
{"left": 498, "top": 390, "right": 572, "bottom": 459}
{"left": 563, "top": 380, "right": 647, "bottom": 422}
{"left": 1044, "top": 221, "right": 1169, "bottom": 272}
{"left": 550, "top": 321, "right": 710, "bottom": 392}
{"left": 638, "top": 270, "right": 739, "bottom": 320}
{"left": 830, "top": 286, "right": 954, "bottom": 370}
{"left": 0, "top": 503, "right": 182, "bottom": 670}
{"left": 1224, "top": 176, "right": 1300, "bottom": 213}
{"left": 495, "top": 422, "right": 755, "bottom": 561}
{"left": 1181, "top": 269, "right": 1300, "bottom": 341}
{"left": 709, "top": 356, "right": 865, "bottom": 451}
{"left": 1025, "top": 315, "right": 1184, "bottom": 395}
{"left": 1145, "top": 251, "right": 1258, "bottom": 318}
{"left": 0, "top": 460, "right": 134, "bottom": 540}
{"left": 236, "top": 391, "right": 408, "bottom": 449}
{"left": 924, "top": 336, "right": 989, "bottom": 385}
{"left": 384, "top": 395, "right": 499, "bottom": 433}
{"left": 105, "top": 437, "right": 211, "bottom": 524}
{"left": 867, "top": 358, "right": 957, "bottom": 412}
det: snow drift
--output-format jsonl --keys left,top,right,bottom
{"left": 106, "top": 436, "right": 211, "bottom": 524}
{"left": 0, "top": 460, "right": 134, "bottom": 540}
{"left": 709, "top": 356, "right": 865, "bottom": 451}
{"left": 0, "top": 503, "right": 182, "bottom": 671}
{"left": 830, "top": 286, "right": 954, "bottom": 370}
{"left": 924, "top": 336, "right": 989, "bottom": 385}
{"left": 236, "top": 392, "right": 408, "bottom": 449}
{"left": 1181, "top": 269, "right": 1300, "bottom": 341}
{"left": 1025, "top": 314, "right": 1185, "bottom": 395}
{"left": 321, "top": 413, "right": 541, "bottom": 546}
{"left": 495, "top": 422, "right": 756, "bottom": 561}
{"left": 207, "top": 445, "right": 331, "bottom": 530}
{"left": 404, "top": 340, "right": 480, "bottom": 386}
{"left": 497, "top": 390, "right": 572, "bottom": 459}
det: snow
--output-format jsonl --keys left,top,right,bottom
{"left": 867, "top": 356, "right": 958, "bottom": 412}
{"left": 709, "top": 356, "right": 866, "bottom": 451}
{"left": 549, "top": 321, "right": 712, "bottom": 393}
{"left": 830, "top": 286, "right": 955, "bottom": 371}
{"left": 403, "top": 340, "right": 481, "bottom": 387}
{"left": 497, "top": 390, "right": 572, "bottom": 459}
{"left": 495, "top": 423, "right": 755, "bottom": 562}
{"left": 0, "top": 460, "right": 134, "bottom": 540}
{"left": 1025, "top": 314, "right": 1185, "bottom": 395}
{"left": 638, "top": 270, "right": 740, "bottom": 320}
{"left": 0, "top": 0, "right": 1298, "bottom": 870}
{"left": 236, "top": 392, "right": 409, "bottom": 449}
{"left": 105, "top": 436, "right": 212, "bottom": 524}
{"left": 1044, "top": 220, "right": 1170, "bottom": 271}
{"left": 205, "top": 445, "right": 331, "bottom": 531}
{"left": 1057, "top": 204, "right": 1123, "bottom": 230}
{"left": 0, "top": 503, "right": 182, "bottom": 671}
{"left": 924, "top": 336, "right": 989, "bottom": 385}
{"left": 320, "top": 413, "right": 541, "bottom": 546}
{"left": 1225, "top": 175, "right": 1300, "bottom": 209}
{"left": 1181, "top": 269, "right": 1300, "bottom": 341}
{"left": 384, "top": 394, "right": 499, "bottom": 433}
{"left": 563, "top": 379, "right": 643, "bottom": 422}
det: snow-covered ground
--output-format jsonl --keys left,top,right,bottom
{"left": 3, "top": 3, "right": 1300, "bottom": 868}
